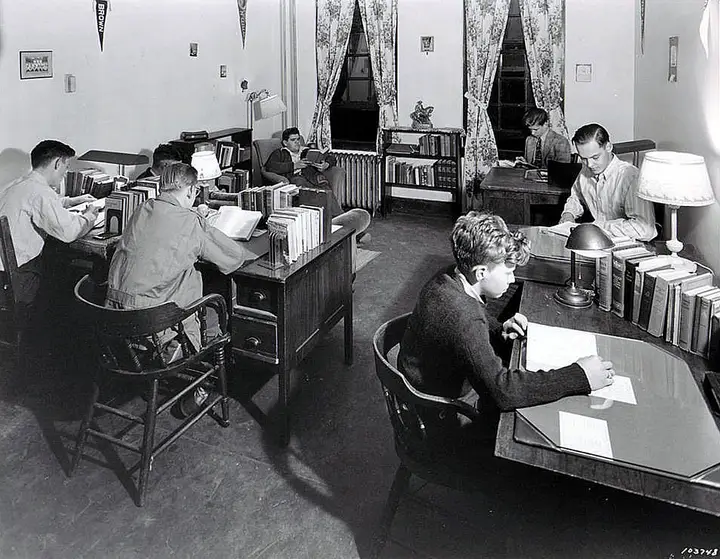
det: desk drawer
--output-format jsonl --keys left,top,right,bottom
{"left": 234, "top": 280, "right": 277, "bottom": 314}
{"left": 231, "top": 314, "right": 278, "bottom": 364}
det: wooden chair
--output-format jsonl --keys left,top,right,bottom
{"left": 372, "top": 313, "right": 498, "bottom": 558}
{"left": 0, "top": 215, "right": 23, "bottom": 362}
{"left": 69, "top": 275, "right": 232, "bottom": 506}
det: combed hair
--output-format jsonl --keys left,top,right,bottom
{"left": 451, "top": 211, "right": 530, "bottom": 276}
{"left": 160, "top": 162, "right": 197, "bottom": 192}
{"left": 30, "top": 140, "right": 75, "bottom": 169}
{"left": 152, "top": 143, "right": 184, "bottom": 167}
{"left": 522, "top": 108, "right": 548, "bottom": 127}
{"left": 281, "top": 126, "right": 300, "bottom": 142}
{"left": 572, "top": 123, "right": 610, "bottom": 147}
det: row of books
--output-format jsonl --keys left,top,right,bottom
{"left": 65, "top": 169, "right": 117, "bottom": 199}
{"left": 215, "top": 140, "right": 248, "bottom": 169}
{"left": 217, "top": 169, "right": 251, "bottom": 193}
{"left": 385, "top": 158, "right": 456, "bottom": 189}
{"left": 103, "top": 177, "right": 161, "bottom": 235}
{"left": 267, "top": 205, "right": 327, "bottom": 265}
{"left": 417, "top": 133, "right": 460, "bottom": 157}
{"left": 238, "top": 182, "right": 299, "bottom": 217}
{"left": 596, "top": 236, "right": 717, "bottom": 357}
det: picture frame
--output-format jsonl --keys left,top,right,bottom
{"left": 19, "top": 50, "right": 53, "bottom": 80}
{"left": 420, "top": 36, "right": 434, "bottom": 54}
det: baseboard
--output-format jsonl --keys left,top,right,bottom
{"left": 386, "top": 197, "right": 457, "bottom": 218}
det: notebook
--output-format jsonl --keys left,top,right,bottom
{"left": 547, "top": 160, "right": 582, "bottom": 190}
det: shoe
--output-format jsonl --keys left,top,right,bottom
{"left": 357, "top": 232, "right": 371, "bottom": 245}
{"left": 177, "top": 386, "right": 209, "bottom": 418}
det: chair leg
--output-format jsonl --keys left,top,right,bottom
{"left": 69, "top": 381, "right": 100, "bottom": 477}
{"left": 371, "top": 464, "right": 412, "bottom": 559}
{"left": 216, "top": 346, "right": 230, "bottom": 427}
{"left": 136, "top": 379, "right": 160, "bottom": 507}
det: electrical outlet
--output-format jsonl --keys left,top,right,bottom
{"left": 64, "top": 74, "right": 76, "bottom": 93}
{"left": 189, "top": 43, "right": 198, "bottom": 57}
{"left": 220, "top": 65, "right": 227, "bottom": 78}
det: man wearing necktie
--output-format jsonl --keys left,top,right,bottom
{"left": 559, "top": 123, "right": 656, "bottom": 241}
{"left": 516, "top": 108, "right": 571, "bottom": 168}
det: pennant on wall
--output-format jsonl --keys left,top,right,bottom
{"left": 639, "top": 0, "right": 646, "bottom": 55}
{"left": 95, "top": 0, "right": 109, "bottom": 52}
{"left": 237, "top": 0, "right": 248, "bottom": 48}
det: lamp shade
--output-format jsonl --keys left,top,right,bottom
{"left": 190, "top": 145, "right": 221, "bottom": 181}
{"left": 565, "top": 223, "right": 614, "bottom": 255}
{"left": 254, "top": 94, "right": 287, "bottom": 120}
{"left": 637, "top": 151, "right": 715, "bottom": 207}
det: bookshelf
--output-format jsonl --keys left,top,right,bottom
{"left": 380, "top": 126, "right": 464, "bottom": 216}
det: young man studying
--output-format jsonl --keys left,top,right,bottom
{"left": 398, "top": 211, "right": 614, "bottom": 451}
{"left": 558, "top": 123, "right": 657, "bottom": 241}
{"left": 516, "top": 108, "right": 572, "bottom": 168}
{"left": 106, "top": 163, "right": 259, "bottom": 413}
{"left": 0, "top": 140, "right": 100, "bottom": 315}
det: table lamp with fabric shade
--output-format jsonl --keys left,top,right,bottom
{"left": 190, "top": 142, "right": 222, "bottom": 204}
{"left": 637, "top": 151, "right": 715, "bottom": 273}
{"left": 554, "top": 223, "right": 614, "bottom": 308}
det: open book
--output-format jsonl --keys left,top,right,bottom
{"left": 207, "top": 206, "right": 262, "bottom": 241}
{"left": 303, "top": 147, "right": 330, "bottom": 164}
{"left": 69, "top": 198, "right": 106, "bottom": 228}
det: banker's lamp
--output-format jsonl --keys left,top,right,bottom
{"left": 190, "top": 142, "right": 222, "bottom": 204}
{"left": 637, "top": 151, "right": 715, "bottom": 273}
{"left": 246, "top": 89, "right": 287, "bottom": 129}
{"left": 554, "top": 223, "right": 614, "bottom": 309}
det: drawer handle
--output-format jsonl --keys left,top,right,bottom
{"left": 249, "top": 291, "right": 267, "bottom": 303}
{"left": 245, "top": 336, "right": 261, "bottom": 349}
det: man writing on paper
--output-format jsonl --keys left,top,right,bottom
{"left": 0, "top": 140, "right": 100, "bottom": 314}
{"left": 516, "top": 108, "right": 572, "bottom": 168}
{"left": 106, "top": 163, "right": 259, "bottom": 415}
{"left": 265, "top": 127, "right": 371, "bottom": 247}
{"left": 398, "top": 212, "right": 614, "bottom": 452}
{"left": 558, "top": 123, "right": 656, "bottom": 241}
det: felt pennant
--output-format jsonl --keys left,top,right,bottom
{"left": 237, "top": 0, "right": 248, "bottom": 48}
{"left": 95, "top": 0, "right": 109, "bottom": 52}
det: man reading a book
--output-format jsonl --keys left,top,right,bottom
{"left": 516, "top": 108, "right": 571, "bottom": 169}
{"left": 106, "top": 162, "right": 258, "bottom": 413}
{"left": 558, "top": 123, "right": 656, "bottom": 242}
{"left": 265, "top": 127, "right": 372, "bottom": 251}
{"left": 0, "top": 140, "right": 100, "bottom": 314}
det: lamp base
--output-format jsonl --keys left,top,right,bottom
{"left": 554, "top": 285, "right": 593, "bottom": 309}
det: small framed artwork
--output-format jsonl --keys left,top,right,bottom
{"left": 420, "top": 36, "right": 434, "bottom": 54}
{"left": 19, "top": 50, "right": 53, "bottom": 80}
{"left": 575, "top": 63, "right": 592, "bottom": 83}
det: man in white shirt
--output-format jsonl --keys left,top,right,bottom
{"left": 559, "top": 123, "right": 656, "bottom": 241}
{"left": 0, "top": 140, "right": 99, "bottom": 309}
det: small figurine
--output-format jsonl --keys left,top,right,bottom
{"left": 410, "top": 101, "right": 434, "bottom": 130}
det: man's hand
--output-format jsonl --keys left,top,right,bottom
{"left": 82, "top": 205, "right": 101, "bottom": 228}
{"left": 558, "top": 212, "right": 576, "bottom": 224}
{"left": 312, "top": 161, "right": 330, "bottom": 172}
{"left": 502, "top": 312, "right": 528, "bottom": 341}
{"left": 576, "top": 355, "right": 615, "bottom": 390}
{"left": 515, "top": 156, "right": 528, "bottom": 165}
{"left": 295, "top": 160, "right": 309, "bottom": 170}
{"left": 69, "top": 194, "right": 97, "bottom": 207}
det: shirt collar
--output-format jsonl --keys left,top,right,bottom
{"left": 597, "top": 154, "right": 620, "bottom": 181}
{"left": 455, "top": 267, "right": 485, "bottom": 305}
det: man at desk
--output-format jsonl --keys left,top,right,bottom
{"left": 516, "top": 108, "right": 571, "bottom": 168}
{"left": 558, "top": 123, "right": 656, "bottom": 241}
{"left": 135, "top": 143, "right": 184, "bottom": 180}
{"left": 106, "top": 163, "right": 259, "bottom": 413}
{"left": 397, "top": 212, "right": 614, "bottom": 446}
{"left": 0, "top": 140, "right": 100, "bottom": 312}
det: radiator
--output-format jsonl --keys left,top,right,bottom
{"left": 333, "top": 150, "right": 381, "bottom": 213}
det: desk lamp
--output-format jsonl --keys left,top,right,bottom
{"left": 637, "top": 151, "right": 715, "bottom": 273}
{"left": 190, "top": 142, "right": 222, "bottom": 204}
{"left": 246, "top": 89, "right": 287, "bottom": 129}
{"left": 554, "top": 223, "right": 614, "bottom": 309}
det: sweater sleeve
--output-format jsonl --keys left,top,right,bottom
{"left": 265, "top": 149, "right": 294, "bottom": 177}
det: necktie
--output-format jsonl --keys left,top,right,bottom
{"left": 533, "top": 137, "right": 542, "bottom": 167}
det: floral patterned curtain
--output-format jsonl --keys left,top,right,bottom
{"left": 464, "top": 0, "right": 511, "bottom": 206}
{"left": 358, "top": 0, "right": 399, "bottom": 152}
{"left": 308, "top": 0, "right": 356, "bottom": 150}
{"left": 519, "top": 0, "right": 569, "bottom": 139}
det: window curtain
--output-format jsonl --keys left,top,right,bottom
{"left": 464, "top": 0, "right": 511, "bottom": 208}
{"left": 519, "top": 0, "right": 569, "bottom": 139}
{"left": 308, "top": 0, "right": 356, "bottom": 150}
{"left": 358, "top": 0, "right": 399, "bottom": 152}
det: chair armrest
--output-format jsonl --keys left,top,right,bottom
{"left": 261, "top": 170, "right": 288, "bottom": 185}
{"left": 182, "top": 292, "right": 228, "bottom": 335}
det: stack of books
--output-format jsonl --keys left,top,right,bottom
{"left": 104, "top": 189, "right": 148, "bottom": 235}
{"left": 215, "top": 141, "right": 247, "bottom": 169}
{"left": 65, "top": 169, "right": 114, "bottom": 199}
{"left": 239, "top": 183, "right": 298, "bottom": 217}
{"left": 217, "top": 169, "right": 250, "bottom": 193}
{"left": 266, "top": 205, "right": 326, "bottom": 266}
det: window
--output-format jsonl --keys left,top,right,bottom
{"left": 330, "top": 1, "right": 379, "bottom": 151}
{"left": 487, "top": 0, "right": 536, "bottom": 160}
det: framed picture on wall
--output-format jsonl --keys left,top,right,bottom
{"left": 19, "top": 51, "right": 53, "bottom": 80}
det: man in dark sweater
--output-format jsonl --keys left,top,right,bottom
{"left": 398, "top": 211, "right": 614, "bottom": 443}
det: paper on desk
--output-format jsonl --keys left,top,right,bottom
{"left": 591, "top": 375, "right": 637, "bottom": 405}
{"left": 559, "top": 411, "right": 613, "bottom": 459}
{"left": 546, "top": 221, "right": 576, "bottom": 238}
{"left": 331, "top": 224, "right": 342, "bottom": 233}
{"left": 69, "top": 198, "right": 107, "bottom": 213}
{"left": 525, "top": 323, "right": 597, "bottom": 371}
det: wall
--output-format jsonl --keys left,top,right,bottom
{"left": 634, "top": 0, "right": 720, "bottom": 272}
{"left": 0, "top": 0, "right": 283, "bottom": 180}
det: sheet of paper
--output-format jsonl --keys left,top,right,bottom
{"left": 546, "top": 221, "right": 576, "bottom": 238}
{"left": 590, "top": 375, "right": 637, "bottom": 405}
{"left": 69, "top": 198, "right": 107, "bottom": 213}
{"left": 525, "top": 323, "right": 597, "bottom": 371}
{"left": 331, "top": 224, "right": 342, "bottom": 233}
{"left": 558, "top": 411, "right": 613, "bottom": 459}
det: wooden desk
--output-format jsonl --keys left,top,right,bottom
{"left": 496, "top": 281, "right": 720, "bottom": 516}
{"left": 478, "top": 168, "right": 569, "bottom": 225}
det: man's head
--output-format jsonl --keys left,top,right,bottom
{"left": 451, "top": 212, "right": 530, "bottom": 299}
{"left": 572, "top": 123, "right": 613, "bottom": 176}
{"left": 281, "top": 127, "right": 303, "bottom": 154}
{"left": 30, "top": 140, "right": 75, "bottom": 187}
{"left": 522, "top": 108, "right": 550, "bottom": 138}
{"left": 160, "top": 162, "right": 198, "bottom": 208}
{"left": 151, "top": 143, "right": 183, "bottom": 174}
